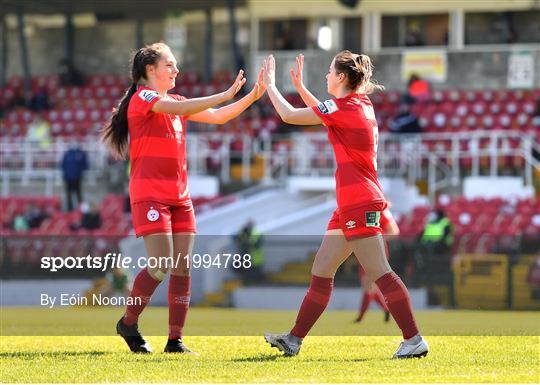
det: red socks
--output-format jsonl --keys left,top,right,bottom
{"left": 373, "top": 289, "right": 389, "bottom": 311}
{"left": 123, "top": 268, "right": 161, "bottom": 325}
{"left": 291, "top": 275, "right": 333, "bottom": 339}
{"left": 357, "top": 291, "right": 373, "bottom": 321}
{"left": 122, "top": 270, "right": 191, "bottom": 340}
{"left": 168, "top": 275, "right": 191, "bottom": 340}
{"left": 375, "top": 272, "right": 419, "bottom": 339}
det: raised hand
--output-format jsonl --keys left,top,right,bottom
{"left": 262, "top": 55, "right": 276, "bottom": 86}
{"left": 250, "top": 66, "right": 267, "bottom": 100}
{"left": 223, "top": 69, "right": 247, "bottom": 100}
{"left": 289, "top": 54, "right": 304, "bottom": 91}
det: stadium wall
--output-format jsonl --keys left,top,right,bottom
{"left": 250, "top": 0, "right": 535, "bottom": 18}
{"left": 4, "top": 9, "right": 249, "bottom": 78}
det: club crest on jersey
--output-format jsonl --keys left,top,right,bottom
{"left": 139, "top": 90, "right": 159, "bottom": 103}
{"left": 147, "top": 207, "right": 160, "bottom": 222}
{"left": 346, "top": 220, "right": 356, "bottom": 229}
{"left": 365, "top": 211, "right": 381, "bottom": 227}
{"left": 317, "top": 99, "right": 338, "bottom": 115}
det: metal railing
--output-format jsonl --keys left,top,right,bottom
{"left": 1, "top": 130, "right": 538, "bottom": 199}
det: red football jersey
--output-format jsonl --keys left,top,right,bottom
{"left": 128, "top": 86, "right": 189, "bottom": 205}
{"left": 312, "top": 93, "right": 386, "bottom": 211}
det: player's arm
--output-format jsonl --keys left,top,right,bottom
{"left": 383, "top": 217, "right": 400, "bottom": 236}
{"left": 151, "top": 70, "right": 247, "bottom": 116}
{"left": 188, "top": 68, "right": 266, "bottom": 124}
{"left": 263, "top": 55, "right": 323, "bottom": 126}
{"left": 290, "top": 54, "right": 321, "bottom": 107}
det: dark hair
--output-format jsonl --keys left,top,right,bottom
{"left": 100, "top": 42, "right": 170, "bottom": 158}
{"left": 333, "top": 50, "right": 383, "bottom": 94}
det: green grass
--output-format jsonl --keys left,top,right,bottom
{"left": 1, "top": 308, "right": 539, "bottom": 383}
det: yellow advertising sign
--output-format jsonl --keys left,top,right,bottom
{"left": 402, "top": 50, "right": 447, "bottom": 82}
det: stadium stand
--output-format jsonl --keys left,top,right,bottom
{"left": 3, "top": 74, "right": 539, "bottom": 138}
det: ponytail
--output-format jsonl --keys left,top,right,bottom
{"left": 100, "top": 42, "right": 170, "bottom": 158}
{"left": 356, "top": 54, "right": 384, "bottom": 94}
{"left": 100, "top": 83, "right": 137, "bottom": 159}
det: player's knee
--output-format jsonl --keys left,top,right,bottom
{"left": 147, "top": 267, "right": 169, "bottom": 281}
{"left": 365, "top": 266, "right": 392, "bottom": 282}
{"left": 311, "top": 264, "right": 335, "bottom": 278}
{"left": 170, "top": 266, "right": 190, "bottom": 276}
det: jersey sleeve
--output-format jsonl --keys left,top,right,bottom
{"left": 133, "top": 88, "right": 162, "bottom": 115}
{"left": 311, "top": 99, "right": 344, "bottom": 128}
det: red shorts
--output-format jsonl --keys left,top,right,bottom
{"left": 327, "top": 202, "right": 387, "bottom": 241}
{"left": 131, "top": 200, "right": 196, "bottom": 237}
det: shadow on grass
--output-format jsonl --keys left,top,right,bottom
{"left": 0, "top": 351, "right": 108, "bottom": 359}
{"left": 233, "top": 353, "right": 376, "bottom": 362}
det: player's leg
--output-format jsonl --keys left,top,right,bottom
{"left": 117, "top": 233, "right": 172, "bottom": 353}
{"left": 164, "top": 201, "right": 198, "bottom": 353}
{"left": 265, "top": 229, "right": 352, "bottom": 356}
{"left": 350, "top": 234, "right": 428, "bottom": 358}
{"left": 117, "top": 201, "right": 174, "bottom": 353}
{"left": 355, "top": 272, "right": 374, "bottom": 323}
{"left": 372, "top": 283, "right": 391, "bottom": 322}
{"left": 165, "top": 232, "right": 197, "bottom": 354}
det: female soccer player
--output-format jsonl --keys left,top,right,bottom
{"left": 261, "top": 52, "right": 428, "bottom": 359}
{"left": 101, "top": 42, "right": 266, "bottom": 354}
{"left": 289, "top": 55, "right": 399, "bottom": 325}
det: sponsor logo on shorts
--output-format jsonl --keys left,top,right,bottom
{"left": 147, "top": 207, "right": 160, "bottom": 222}
{"left": 346, "top": 220, "right": 356, "bottom": 229}
{"left": 365, "top": 211, "right": 381, "bottom": 227}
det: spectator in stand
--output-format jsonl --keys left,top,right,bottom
{"left": 26, "top": 112, "right": 52, "bottom": 148}
{"left": 59, "top": 58, "right": 85, "bottom": 86}
{"left": 527, "top": 256, "right": 540, "bottom": 299}
{"left": 11, "top": 87, "right": 30, "bottom": 110}
{"left": 420, "top": 209, "right": 453, "bottom": 254}
{"left": 405, "top": 73, "right": 431, "bottom": 104}
{"left": 233, "top": 219, "right": 265, "bottom": 283}
{"left": 389, "top": 104, "right": 422, "bottom": 134}
{"left": 61, "top": 143, "right": 88, "bottom": 211}
{"left": 533, "top": 98, "right": 540, "bottom": 128}
{"left": 417, "top": 208, "right": 454, "bottom": 300}
{"left": 405, "top": 26, "right": 425, "bottom": 47}
{"left": 25, "top": 203, "right": 48, "bottom": 229}
{"left": 12, "top": 214, "right": 29, "bottom": 232}
{"left": 29, "top": 86, "right": 51, "bottom": 112}
{"left": 103, "top": 267, "right": 131, "bottom": 297}
{"left": 70, "top": 202, "right": 102, "bottom": 231}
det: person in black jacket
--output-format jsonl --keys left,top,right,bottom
{"left": 61, "top": 144, "right": 88, "bottom": 211}
{"left": 389, "top": 104, "right": 422, "bottom": 134}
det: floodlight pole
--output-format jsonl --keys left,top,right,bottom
{"left": 204, "top": 7, "right": 213, "bottom": 83}
{"left": 0, "top": 12, "right": 6, "bottom": 88}
{"left": 64, "top": 11, "right": 74, "bottom": 67}
{"left": 16, "top": 5, "right": 31, "bottom": 93}
{"left": 227, "top": 0, "right": 243, "bottom": 73}
{"left": 135, "top": 17, "right": 144, "bottom": 49}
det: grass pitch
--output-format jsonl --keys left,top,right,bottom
{"left": 1, "top": 308, "right": 539, "bottom": 383}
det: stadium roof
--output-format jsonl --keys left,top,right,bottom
{"left": 2, "top": 0, "right": 247, "bottom": 19}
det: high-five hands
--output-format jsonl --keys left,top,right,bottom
{"left": 290, "top": 54, "right": 304, "bottom": 91}
{"left": 262, "top": 55, "right": 276, "bottom": 87}
{"left": 250, "top": 66, "right": 267, "bottom": 100}
{"left": 223, "top": 69, "right": 247, "bottom": 100}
